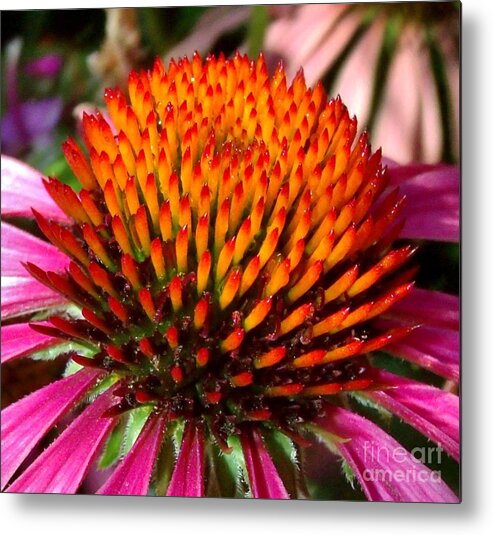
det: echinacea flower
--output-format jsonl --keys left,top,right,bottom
{"left": 1, "top": 52, "right": 459, "bottom": 501}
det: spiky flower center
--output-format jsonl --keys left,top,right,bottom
{"left": 31, "top": 52, "right": 415, "bottom": 448}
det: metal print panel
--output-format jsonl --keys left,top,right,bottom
{"left": 1, "top": 2, "right": 460, "bottom": 501}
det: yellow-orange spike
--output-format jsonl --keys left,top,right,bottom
{"left": 150, "top": 238, "right": 166, "bottom": 280}
{"left": 175, "top": 225, "right": 189, "bottom": 273}
{"left": 233, "top": 217, "right": 252, "bottom": 265}
{"left": 121, "top": 253, "right": 141, "bottom": 290}
{"left": 312, "top": 306, "right": 351, "bottom": 338}
{"left": 324, "top": 264, "right": 360, "bottom": 303}
{"left": 244, "top": 297, "right": 273, "bottom": 332}
{"left": 178, "top": 195, "right": 192, "bottom": 230}
{"left": 112, "top": 154, "right": 128, "bottom": 191}
{"left": 111, "top": 215, "right": 134, "bottom": 257}
{"left": 321, "top": 340, "right": 364, "bottom": 363}
{"left": 139, "top": 288, "right": 156, "bottom": 321}
{"left": 79, "top": 190, "right": 104, "bottom": 226}
{"left": 286, "top": 239, "right": 305, "bottom": 272}
{"left": 69, "top": 262, "right": 99, "bottom": 299}
{"left": 158, "top": 200, "right": 173, "bottom": 242}
{"left": 88, "top": 262, "right": 118, "bottom": 298}
{"left": 169, "top": 276, "right": 183, "bottom": 312}
{"left": 197, "top": 250, "right": 212, "bottom": 294}
{"left": 220, "top": 328, "right": 244, "bottom": 352}
{"left": 125, "top": 176, "right": 140, "bottom": 216}
{"left": 194, "top": 297, "right": 209, "bottom": 330}
{"left": 230, "top": 372, "right": 254, "bottom": 387}
{"left": 238, "top": 255, "right": 260, "bottom": 297}
{"left": 347, "top": 246, "right": 416, "bottom": 298}
{"left": 292, "top": 349, "right": 326, "bottom": 368}
{"left": 157, "top": 149, "right": 171, "bottom": 195}
{"left": 145, "top": 174, "right": 160, "bottom": 231}
{"left": 168, "top": 172, "right": 180, "bottom": 226}
{"left": 135, "top": 206, "right": 151, "bottom": 256}
{"left": 264, "top": 258, "right": 290, "bottom": 296}
{"left": 254, "top": 347, "right": 286, "bottom": 369}
{"left": 306, "top": 209, "right": 336, "bottom": 255}
{"left": 196, "top": 213, "right": 209, "bottom": 260}
{"left": 229, "top": 182, "right": 246, "bottom": 232}
{"left": 216, "top": 237, "right": 236, "bottom": 283}
{"left": 219, "top": 269, "right": 241, "bottom": 309}
{"left": 199, "top": 185, "right": 211, "bottom": 217}
{"left": 362, "top": 325, "right": 418, "bottom": 353}
{"left": 103, "top": 180, "right": 122, "bottom": 219}
{"left": 196, "top": 347, "right": 210, "bottom": 367}
{"left": 117, "top": 131, "right": 136, "bottom": 176}
{"left": 279, "top": 303, "right": 314, "bottom": 336}
{"left": 364, "top": 282, "right": 415, "bottom": 322}
{"left": 108, "top": 296, "right": 130, "bottom": 325}
{"left": 214, "top": 198, "right": 230, "bottom": 255}
{"left": 58, "top": 227, "right": 90, "bottom": 266}
{"left": 265, "top": 384, "right": 303, "bottom": 397}
{"left": 82, "top": 308, "right": 113, "bottom": 336}
{"left": 303, "top": 383, "right": 342, "bottom": 396}
{"left": 258, "top": 227, "right": 280, "bottom": 269}
{"left": 286, "top": 260, "right": 323, "bottom": 304}
{"left": 325, "top": 224, "right": 357, "bottom": 271}
{"left": 166, "top": 326, "right": 179, "bottom": 350}
{"left": 82, "top": 224, "right": 115, "bottom": 271}
{"left": 62, "top": 137, "right": 98, "bottom": 190}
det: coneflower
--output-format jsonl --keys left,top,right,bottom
{"left": 1, "top": 52, "right": 459, "bottom": 501}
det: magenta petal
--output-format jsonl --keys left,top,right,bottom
{"left": 240, "top": 427, "right": 289, "bottom": 499}
{"left": 1, "top": 368, "right": 102, "bottom": 490}
{"left": 166, "top": 421, "right": 205, "bottom": 497}
{"left": 386, "top": 326, "right": 459, "bottom": 382}
{"left": 1, "top": 222, "right": 69, "bottom": 318}
{"left": 386, "top": 288, "right": 459, "bottom": 330}
{"left": 7, "top": 383, "right": 117, "bottom": 494}
{"left": 367, "top": 371, "right": 459, "bottom": 461}
{"left": 382, "top": 288, "right": 459, "bottom": 381}
{"left": 97, "top": 414, "right": 166, "bottom": 496}
{"left": 386, "top": 163, "right": 459, "bottom": 242}
{"left": 1, "top": 155, "right": 68, "bottom": 221}
{"left": 315, "top": 406, "right": 458, "bottom": 503}
{"left": 1, "top": 322, "right": 62, "bottom": 363}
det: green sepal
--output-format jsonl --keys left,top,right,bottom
{"left": 205, "top": 440, "right": 243, "bottom": 498}
{"left": 121, "top": 405, "right": 153, "bottom": 455}
{"left": 152, "top": 420, "right": 183, "bottom": 496}
{"left": 98, "top": 417, "right": 126, "bottom": 469}
{"left": 261, "top": 427, "right": 309, "bottom": 499}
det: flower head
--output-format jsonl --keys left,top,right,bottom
{"left": 1, "top": 52, "right": 459, "bottom": 500}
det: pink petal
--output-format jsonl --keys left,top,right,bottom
{"left": 1, "top": 222, "right": 69, "bottom": 318}
{"left": 366, "top": 371, "right": 459, "bottom": 461}
{"left": 314, "top": 406, "right": 458, "bottom": 502}
{"left": 240, "top": 427, "right": 289, "bottom": 499}
{"left": 1, "top": 155, "right": 67, "bottom": 221}
{"left": 97, "top": 414, "right": 166, "bottom": 496}
{"left": 387, "top": 164, "right": 459, "bottom": 242}
{"left": 7, "top": 382, "right": 117, "bottom": 494}
{"left": 166, "top": 421, "right": 205, "bottom": 497}
{"left": 1, "top": 368, "right": 102, "bottom": 490}
{"left": 385, "top": 326, "right": 459, "bottom": 382}
{"left": 381, "top": 288, "right": 459, "bottom": 381}
{"left": 1, "top": 321, "right": 62, "bottom": 363}
{"left": 385, "top": 288, "right": 459, "bottom": 330}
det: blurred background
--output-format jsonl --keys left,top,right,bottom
{"left": 1, "top": 2, "right": 460, "bottom": 499}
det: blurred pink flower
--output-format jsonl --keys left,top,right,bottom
{"left": 264, "top": 2, "right": 459, "bottom": 164}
